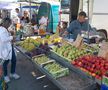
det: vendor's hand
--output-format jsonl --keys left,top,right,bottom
{"left": 62, "top": 34, "right": 65, "bottom": 37}
{"left": 62, "top": 34, "right": 67, "bottom": 38}
{"left": 62, "top": 31, "right": 68, "bottom": 37}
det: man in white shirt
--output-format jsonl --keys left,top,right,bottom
{"left": 39, "top": 16, "right": 48, "bottom": 31}
{"left": 12, "top": 8, "right": 22, "bottom": 30}
{"left": 15, "top": 8, "right": 22, "bottom": 19}
{"left": 39, "top": 16, "right": 48, "bottom": 26}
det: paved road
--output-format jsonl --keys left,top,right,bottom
{"left": 7, "top": 52, "right": 60, "bottom": 90}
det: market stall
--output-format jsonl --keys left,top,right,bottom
{"left": 0, "top": 0, "right": 106, "bottom": 89}
{"left": 14, "top": 44, "right": 96, "bottom": 90}
{"left": 14, "top": 31, "right": 108, "bottom": 90}
{"left": 14, "top": 34, "right": 106, "bottom": 89}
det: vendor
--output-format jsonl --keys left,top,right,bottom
{"left": 63, "top": 11, "right": 91, "bottom": 40}
{"left": 21, "top": 11, "right": 30, "bottom": 24}
{"left": 15, "top": 8, "right": 22, "bottom": 19}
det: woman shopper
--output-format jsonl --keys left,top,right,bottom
{"left": 0, "top": 18, "right": 20, "bottom": 83}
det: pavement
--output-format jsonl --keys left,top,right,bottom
{"left": 7, "top": 52, "right": 60, "bottom": 90}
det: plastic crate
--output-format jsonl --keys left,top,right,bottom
{"left": 102, "top": 76, "right": 108, "bottom": 85}
{"left": 44, "top": 62, "right": 69, "bottom": 79}
{"left": 101, "top": 84, "right": 108, "bottom": 90}
{"left": 32, "top": 54, "right": 55, "bottom": 67}
{"left": 51, "top": 68, "right": 69, "bottom": 79}
{"left": 101, "top": 76, "right": 108, "bottom": 90}
{"left": 32, "top": 54, "right": 49, "bottom": 65}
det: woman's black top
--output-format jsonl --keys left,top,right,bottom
{"left": 21, "top": 16, "right": 30, "bottom": 23}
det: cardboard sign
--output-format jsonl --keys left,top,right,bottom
{"left": 73, "top": 34, "right": 84, "bottom": 49}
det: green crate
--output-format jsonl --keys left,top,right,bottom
{"left": 102, "top": 76, "right": 108, "bottom": 86}
{"left": 44, "top": 62, "right": 69, "bottom": 79}
{"left": 51, "top": 68, "right": 69, "bottom": 79}
{"left": 32, "top": 54, "right": 49, "bottom": 65}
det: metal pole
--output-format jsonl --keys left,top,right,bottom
{"left": 87, "top": 0, "right": 94, "bottom": 40}
{"left": 89, "top": 0, "right": 94, "bottom": 24}
{"left": 78, "top": 0, "right": 83, "bottom": 12}
{"left": 29, "top": 0, "right": 32, "bottom": 20}
{"left": 87, "top": 0, "right": 90, "bottom": 39}
{"left": 20, "top": 2, "right": 22, "bottom": 18}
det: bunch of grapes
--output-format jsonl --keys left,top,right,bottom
{"left": 25, "top": 43, "right": 52, "bottom": 57}
{"left": 39, "top": 43, "right": 52, "bottom": 54}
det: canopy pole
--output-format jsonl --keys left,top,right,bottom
{"left": 87, "top": 0, "right": 90, "bottom": 39}
{"left": 20, "top": 3, "right": 22, "bottom": 15}
{"left": 78, "top": 0, "right": 83, "bottom": 12}
{"left": 87, "top": 0, "right": 94, "bottom": 39}
{"left": 89, "top": 0, "right": 94, "bottom": 24}
{"left": 29, "top": 0, "right": 32, "bottom": 20}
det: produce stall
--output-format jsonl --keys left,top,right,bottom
{"left": 50, "top": 42, "right": 107, "bottom": 85}
{"left": 14, "top": 36, "right": 97, "bottom": 90}
{"left": 14, "top": 33, "right": 108, "bottom": 90}
{"left": 15, "top": 47, "right": 96, "bottom": 90}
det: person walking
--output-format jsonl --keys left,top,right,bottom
{"left": 0, "top": 18, "right": 20, "bottom": 83}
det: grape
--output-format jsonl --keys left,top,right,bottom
{"left": 44, "top": 62, "right": 63, "bottom": 73}
{"left": 34, "top": 55, "right": 49, "bottom": 64}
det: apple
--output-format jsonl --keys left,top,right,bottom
{"left": 72, "top": 55, "right": 108, "bottom": 80}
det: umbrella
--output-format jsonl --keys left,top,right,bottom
{"left": 0, "top": 3, "right": 9, "bottom": 9}
{"left": 2, "top": 3, "right": 19, "bottom": 10}
{"left": 0, "top": 0, "right": 17, "bottom": 2}
{"left": 0, "top": 2, "right": 19, "bottom": 10}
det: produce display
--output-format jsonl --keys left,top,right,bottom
{"left": 16, "top": 37, "right": 52, "bottom": 57}
{"left": 17, "top": 38, "right": 40, "bottom": 51}
{"left": 25, "top": 43, "right": 51, "bottom": 57}
{"left": 44, "top": 62, "right": 69, "bottom": 79}
{"left": 83, "top": 44, "right": 99, "bottom": 53}
{"left": 72, "top": 55, "right": 108, "bottom": 80}
{"left": 43, "top": 34, "right": 62, "bottom": 45}
{"left": 53, "top": 44, "right": 90, "bottom": 62}
{"left": 33, "top": 55, "right": 49, "bottom": 65}
{"left": 38, "top": 29, "right": 46, "bottom": 35}
{"left": 31, "top": 43, "right": 51, "bottom": 57}
{"left": 15, "top": 33, "right": 106, "bottom": 89}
